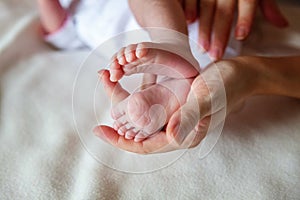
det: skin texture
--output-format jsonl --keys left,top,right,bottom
{"left": 94, "top": 55, "right": 300, "bottom": 154}
{"left": 128, "top": 0, "right": 193, "bottom": 88}
{"left": 109, "top": 42, "right": 199, "bottom": 82}
{"left": 108, "top": 41, "right": 203, "bottom": 141}
{"left": 37, "top": 0, "right": 288, "bottom": 59}
{"left": 181, "top": 0, "right": 288, "bottom": 60}
{"left": 101, "top": 69, "right": 193, "bottom": 142}
{"left": 36, "top": 0, "right": 293, "bottom": 153}
{"left": 128, "top": 0, "right": 288, "bottom": 87}
{"left": 37, "top": 0, "right": 67, "bottom": 34}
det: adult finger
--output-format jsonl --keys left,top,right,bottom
{"left": 182, "top": 116, "right": 210, "bottom": 148}
{"left": 184, "top": 0, "right": 198, "bottom": 23}
{"left": 209, "top": 0, "right": 235, "bottom": 61}
{"left": 260, "top": 0, "right": 288, "bottom": 28}
{"left": 93, "top": 125, "right": 176, "bottom": 154}
{"left": 166, "top": 75, "right": 211, "bottom": 145}
{"left": 198, "top": 0, "right": 216, "bottom": 52}
{"left": 94, "top": 125, "right": 145, "bottom": 154}
{"left": 235, "top": 0, "right": 258, "bottom": 40}
{"left": 166, "top": 98, "right": 201, "bottom": 145}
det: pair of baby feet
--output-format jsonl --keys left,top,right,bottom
{"left": 100, "top": 42, "right": 199, "bottom": 142}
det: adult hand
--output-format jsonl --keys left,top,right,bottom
{"left": 94, "top": 57, "right": 260, "bottom": 154}
{"left": 93, "top": 70, "right": 209, "bottom": 154}
{"left": 181, "top": 0, "right": 288, "bottom": 60}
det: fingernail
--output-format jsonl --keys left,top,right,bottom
{"left": 198, "top": 45, "right": 206, "bottom": 54}
{"left": 209, "top": 47, "right": 221, "bottom": 61}
{"left": 235, "top": 26, "right": 248, "bottom": 40}
{"left": 199, "top": 41, "right": 209, "bottom": 53}
{"left": 110, "top": 74, "right": 117, "bottom": 82}
{"left": 117, "top": 129, "right": 124, "bottom": 136}
{"left": 125, "top": 134, "right": 133, "bottom": 140}
{"left": 106, "top": 69, "right": 116, "bottom": 82}
{"left": 117, "top": 56, "right": 125, "bottom": 65}
{"left": 186, "top": 12, "right": 194, "bottom": 22}
{"left": 136, "top": 49, "right": 142, "bottom": 58}
{"left": 134, "top": 137, "right": 144, "bottom": 143}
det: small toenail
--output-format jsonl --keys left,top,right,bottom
{"left": 136, "top": 49, "right": 142, "bottom": 58}
{"left": 125, "top": 134, "right": 133, "bottom": 140}
{"left": 125, "top": 53, "right": 132, "bottom": 61}
{"left": 134, "top": 137, "right": 143, "bottom": 142}
{"left": 118, "top": 129, "right": 124, "bottom": 135}
{"left": 118, "top": 57, "right": 125, "bottom": 64}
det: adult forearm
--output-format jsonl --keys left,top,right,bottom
{"left": 252, "top": 56, "right": 300, "bottom": 98}
{"left": 128, "top": 0, "right": 188, "bottom": 39}
{"left": 203, "top": 56, "right": 300, "bottom": 115}
{"left": 37, "top": 0, "right": 67, "bottom": 33}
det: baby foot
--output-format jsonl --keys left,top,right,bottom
{"left": 109, "top": 42, "right": 199, "bottom": 82}
{"left": 99, "top": 69, "right": 193, "bottom": 142}
{"left": 111, "top": 77, "right": 193, "bottom": 142}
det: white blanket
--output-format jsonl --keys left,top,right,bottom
{"left": 0, "top": 0, "right": 300, "bottom": 199}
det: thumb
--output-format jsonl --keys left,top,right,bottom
{"left": 166, "top": 63, "right": 227, "bottom": 146}
{"left": 166, "top": 99, "right": 200, "bottom": 146}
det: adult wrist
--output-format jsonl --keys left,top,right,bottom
{"left": 233, "top": 56, "right": 268, "bottom": 97}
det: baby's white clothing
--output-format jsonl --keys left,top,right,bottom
{"left": 45, "top": 0, "right": 140, "bottom": 50}
{"left": 45, "top": 0, "right": 240, "bottom": 66}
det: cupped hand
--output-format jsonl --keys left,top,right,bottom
{"left": 94, "top": 57, "right": 261, "bottom": 154}
{"left": 94, "top": 69, "right": 207, "bottom": 154}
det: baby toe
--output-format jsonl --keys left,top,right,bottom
{"left": 109, "top": 60, "right": 123, "bottom": 82}
{"left": 134, "top": 131, "right": 149, "bottom": 142}
{"left": 124, "top": 44, "right": 138, "bottom": 62}
{"left": 117, "top": 124, "right": 128, "bottom": 136}
{"left": 113, "top": 121, "right": 121, "bottom": 131}
{"left": 117, "top": 47, "right": 127, "bottom": 65}
{"left": 125, "top": 129, "right": 137, "bottom": 140}
{"left": 136, "top": 43, "right": 150, "bottom": 58}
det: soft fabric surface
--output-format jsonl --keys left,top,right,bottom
{"left": 0, "top": 1, "right": 300, "bottom": 199}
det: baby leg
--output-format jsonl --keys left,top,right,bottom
{"left": 37, "top": 0, "right": 68, "bottom": 34}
